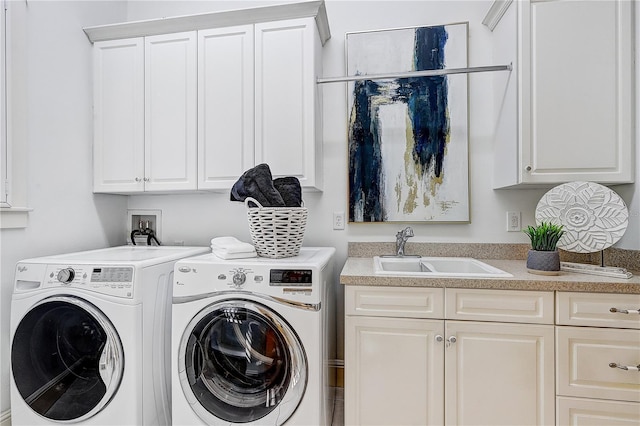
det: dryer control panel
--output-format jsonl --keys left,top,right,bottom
{"left": 14, "top": 263, "right": 135, "bottom": 299}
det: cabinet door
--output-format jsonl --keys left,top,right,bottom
{"left": 557, "top": 326, "right": 640, "bottom": 403}
{"left": 198, "top": 25, "right": 254, "bottom": 190}
{"left": 255, "top": 18, "right": 322, "bottom": 190}
{"left": 345, "top": 315, "right": 444, "bottom": 426}
{"left": 145, "top": 31, "right": 197, "bottom": 191}
{"left": 93, "top": 38, "right": 144, "bottom": 193}
{"left": 556, "top": 292, "right": 640, "bottom": 330}
{"left": 521, "top": 0, "right": 633, "bottom": 184}
{"left": 445, "top": 321, "right": 555, "bottom": 426}
{"left": 557, "top": 397, "right": 640, "bottom": 426}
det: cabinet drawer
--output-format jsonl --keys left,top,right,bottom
{"left": 557, "top": 326, "right": 640, "bottom": 402}
{"left": 557, "top": 292, "right": 640, "bottom": 329}
{"left": 445, "top": 288, "right": 554, "bottom": 324}
{"left": 557, "top": 397, "right": 640, "bottom": 426}
{"left": 345, "top": 285, "right": 444, "bottom": 319}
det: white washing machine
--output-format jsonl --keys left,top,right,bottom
{"left": 171, "top": 247, "right": 335, "bottom": 426}
{"left": 10, "top": 245, "right": 210, "bottom": 425}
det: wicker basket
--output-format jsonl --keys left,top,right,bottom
{"left": 245, "top": 197, "right": 307, "bottom": 258}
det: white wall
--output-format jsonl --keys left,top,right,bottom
{"left": 1, "top": 0, "right": 637, "bottom": 417}
{"left": 0, "top": 0, "right": 129, "bottom": 414}
{"left": 124, "top": 0, "right": 639, "bottom": 360}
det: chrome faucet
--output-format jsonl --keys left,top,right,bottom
{"left": 395, "top": 226, "right": 414, "bottom": 256}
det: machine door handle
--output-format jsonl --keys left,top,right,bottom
{"left": 99, "top": 340, "right": 116, "bottom": 388}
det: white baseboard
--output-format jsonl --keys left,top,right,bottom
{"left": 0, "top": 409, "right": 10, "bottom": 426}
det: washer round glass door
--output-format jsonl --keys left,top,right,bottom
{"left": 179, "top": 299, "right": 307, "bottom": 425}
{"left": 11, "top": 296, "right": 124, "bottom": 422}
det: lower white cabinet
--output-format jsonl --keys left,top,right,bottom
{"left": 557, "top": 397, "right": 640, "bottom": 426}
{"left": 345, "top": 315, "right": 444, "bottom": 425}
{"left": 555, "top": 292, "right": 640, "bottom": 426}
{"left": 445, "top": 321, "right": 554, "bottom": 426}
{"left": 345, "top": 286, "right": 555, "bottom": 426}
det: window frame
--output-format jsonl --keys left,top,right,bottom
{"left": 1, "top": 0, "right": 7, "bottom": 208}
{"left": 0, "top": 0, "right": 30, "bottom": 228}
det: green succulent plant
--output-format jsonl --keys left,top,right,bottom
{"left": 523, "top": 221, "right": 565, "bottom": 251}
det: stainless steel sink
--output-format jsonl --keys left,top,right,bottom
{"left": 373, "top": 256, "right": 512, "bottom": 278}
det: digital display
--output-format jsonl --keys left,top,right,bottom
{"left": 91, "top": 267, "right": 133, "bottom": 283}
{"left": 270, "top": 269, "right": 312, "bottom": 286}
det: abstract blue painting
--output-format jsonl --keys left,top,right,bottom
{"left": 347, "top": 23, "right": 469, "bottom": 223}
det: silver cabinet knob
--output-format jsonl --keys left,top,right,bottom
{"left": 448, "top": 336, "right": 457, "bottom": 344}
{"left": 525, "top": 165, "right": 532, "bottom": 172}
{"left": 435, "top": 335, "right": 444, "bottom": 343}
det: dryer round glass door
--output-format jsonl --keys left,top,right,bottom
{"left": 179, "top": 299, "right": 307, "bottom": 425}
{"left": 11, "top": 296, "right": 124, "bottom": 422}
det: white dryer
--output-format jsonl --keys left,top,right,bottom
{"left": 10, "top": 245, "right": 209, "bottom": 425}
{"left": 172, "top": 247, "right": 335, "bottom": 426}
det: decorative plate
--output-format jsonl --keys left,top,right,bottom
{"left": 534, "top": 181, "right": 628, "bottom": 253}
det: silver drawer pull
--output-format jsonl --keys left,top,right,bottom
{"left": 609, "top": 362, "right": 640, "bottom": 372}
{"left": 609, "top": 307, "right": 640, "bottom": 314}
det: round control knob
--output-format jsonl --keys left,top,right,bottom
{"left": 57, "top": 268, "right": 75, "bottom": 284}
{"left": 232, "top": 270, "right": 247, "bottom": 287}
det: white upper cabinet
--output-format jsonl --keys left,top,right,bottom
{"left": 145, "top": 32, "right": 197, "bottom": 192}
{"left": 198, "top": 17, "right": 323, "bottom": 191}
{"left": 93, "top": 32, "right": 197, "bottom": 193}
{"left": 93, "top": 38, "right": 144, "bottom": 193}
{"left": 86, "top": 1, "right": 330, "bottom": 194}
{"left": 198, "top": 26, "right": 254, "bottom": 190}
{"left": 255, "top": 18, "right": 323, "bottom": 190}
{"left": 488, "top": 0, "right": 634, "bottom": 188}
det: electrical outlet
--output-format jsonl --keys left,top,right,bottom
{"left": 333, "top": 211, "right": 345, "bottom": 230}
{"left": 507, "top": 211, "right": 521, "bottom": 232}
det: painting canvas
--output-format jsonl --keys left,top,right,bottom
{"left": 347, "top": 23, "right": 469, "bottom": 223}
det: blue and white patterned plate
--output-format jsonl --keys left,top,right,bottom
{"left": 534, "top": 181, "right": 628, "bottom": 253}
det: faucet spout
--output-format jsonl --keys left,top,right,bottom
{"left": 395, "top": 226, "right": 414, "bottom": 256}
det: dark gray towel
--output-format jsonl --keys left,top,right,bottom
{"left": 273, "top": 177, "right": 302, "bottom": 207}
{"left": 230, "top": 164, "right": 285, "bottom": 207}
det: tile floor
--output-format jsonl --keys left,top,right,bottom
{"left": 331, "top": 387, "right": 344, "bottom": 426}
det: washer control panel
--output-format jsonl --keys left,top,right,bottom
{"left": 41, "top": 264, "right": 135, "bottom": 298}
{"left": 210, "top": 266, "right": 314, "bottom": 297}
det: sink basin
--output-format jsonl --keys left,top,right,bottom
{"left": 373, "top": 256, "right": 512, "bottom": 278}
